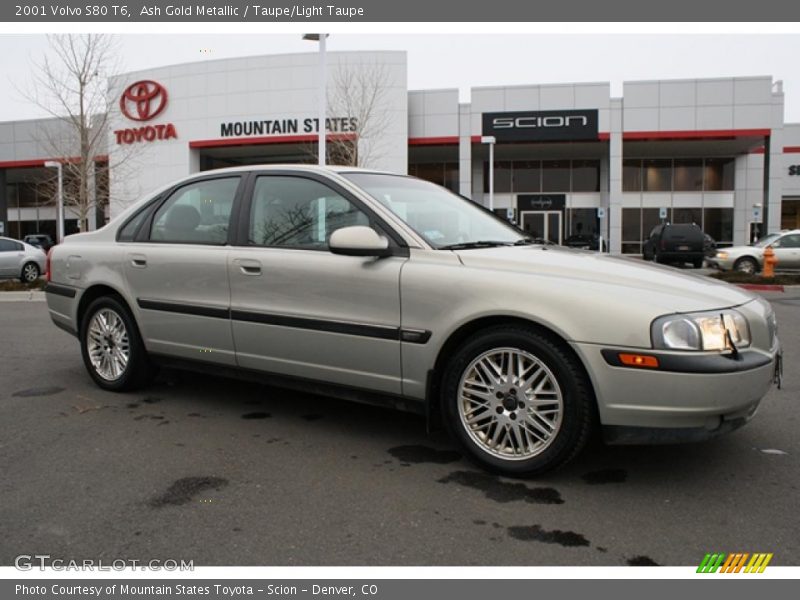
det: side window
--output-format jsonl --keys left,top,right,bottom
{"left": 249, "top": 176, "right": 370, "bottom": 249}
{"left": 775, "top": 234, "right": 800, "bottom": 249}
{"left": 0, "top": 240, "right": 17, "bottom": 252}
{"left": 150, "top": 177, "right": 240, "bottom": 244}
{"left": 118, "top": 204, "right": 152, "bottom": 242}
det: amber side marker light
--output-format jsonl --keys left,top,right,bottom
{"left": 618, "top": 353, "right": 660, "bottom": 368}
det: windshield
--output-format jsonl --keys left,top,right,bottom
{"left": 754, "top": 233, "right": 781, "bottom": 247}
{"left": 342, "top": 173, "right": 526, "bottom": 248}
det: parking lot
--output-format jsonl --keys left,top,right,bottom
{"left": 0, "top": 289, "right": 798, "bottom": 567}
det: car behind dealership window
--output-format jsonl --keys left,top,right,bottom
{"left": 149, "top": 178, "right": 239, "bottom": 244}
{"left": 248, "top": 176, "right": 369, "bottom": 249}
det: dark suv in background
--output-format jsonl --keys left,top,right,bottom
{"left": 23, "top": 234, "right": 55, "bottom": 253}
{"left": 642, "top": 223, "right": 706, "bottom": 268}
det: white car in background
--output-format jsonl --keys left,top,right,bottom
{"left": 0, "top": 236, "right": 47, "bottom": 282}
{"left": 709, "top": 230, "right": 800, "bottom": 274}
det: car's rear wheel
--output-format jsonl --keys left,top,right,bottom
{"left": 441, "top": 325, "right": 594, "bottom": 476}
{"left": 20, "top": 262, "right": 39, "bottom": 283}
{"left": 79, "top": 296, "right": 155, "bottom": 391}
{"left": 734, "top": 257, "right": 758, "bottom": 274}
{"left": 693, "top": 258, "right": 704, "bottom": 269}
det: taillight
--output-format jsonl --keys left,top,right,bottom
{"left": 45, "top": 248, "right": 52, "bottom": 282}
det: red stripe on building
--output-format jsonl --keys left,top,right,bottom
{"left": 624, "top": 129, "right": 770, "bottom": 141}
{"left": 188, "top": 134, "right": 356, "bottom": 149}
{"left": 784, "top": 146, "right": 800, "bottom": 153}
{"left": 0, "top": 155, "right": 108, "bottom": 169}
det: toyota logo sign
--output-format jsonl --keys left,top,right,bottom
{"left": 120, "top": 80, "right": 168, "bottom": 122}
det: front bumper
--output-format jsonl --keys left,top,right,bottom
{"left": 572, "top": 341, "right": 779, "bottom": 438}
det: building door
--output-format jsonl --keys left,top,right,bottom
{"left": 520, "top": 210, "right": 562, "bottom": 244}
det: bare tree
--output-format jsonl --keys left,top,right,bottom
{"left": 305, "top": 61, "right": 394, "bottom": 168}
{"left": 24, "top": 34, "right": 126, "bottom": 232}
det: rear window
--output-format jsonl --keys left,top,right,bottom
{"left": 663, "top": 225, "right": 703, "bottom": 241}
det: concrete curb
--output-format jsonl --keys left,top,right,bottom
{"left": 0, "top": 291, "right": 46, "bottom": 302}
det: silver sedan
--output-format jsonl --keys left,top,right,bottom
{"left": 43, "top": 166, "right": 783, "bottom": 476}
{"left": 709, "top": 229, "right": 800, "bottom": 273}
{"left": 0, "top": 236, "right": 47, "bottom": 282}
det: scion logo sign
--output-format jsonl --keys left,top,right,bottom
{"left": 789, "top": 165, "right": 800, "bottom": 175}
{"left": 483, "top": 110, "right": 599, "bottom": 142}
{"left": 115, "top": 80, "right": 177, "bottom": 145}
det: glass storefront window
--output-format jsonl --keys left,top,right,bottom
{"left": 483, "top": 161, "right": 512, "bottom": 193}
{"left": 512, "top": 161, "right": 541, "bottom": 193}
{"left": 703, "top": 208, "right": 734, "bottom": 244}
{"left": 542, "top": 160, "right": 571, "bottom": 192}
{"left": 411, "top": 162, "right": 460, "bottom": 192}
{"left": 642, "top": 208, "right": 662, "bottom": 240}
{"left": 643, "top": 159, "right": 672, "bottom": 192}
{"left": 672, "top": 207, "right": 702, "bottom": 226}
{"left": 572, "top": 160, "right": 600, "bottom": 192}
{"left": 673, "top": 159, "right": 703, "bottom": 192}
{"left": 704, "top": 158, "right": 735, "bottom": 191}
{"left": 622, "top": 159, "right": 642, "bottom": 192}
{"left": 622, "top": 208, "right": 642, "bottom": 254}
{"left": 568, "top": 208, "right": 599, "bottom": 236}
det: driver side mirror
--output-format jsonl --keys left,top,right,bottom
{"left": 329, "top": 226, "right": 391, "bottom": 258}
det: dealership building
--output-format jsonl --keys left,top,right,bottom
{"left": 1, "top": 50, "right": 800, "bottom": 254}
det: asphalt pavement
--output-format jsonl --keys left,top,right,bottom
{"left": 0, "top": 291, "right": 798, "bottom": 566}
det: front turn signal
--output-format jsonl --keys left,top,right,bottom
{"left": 618, "top": 353, "right": 660, "bottom": 368}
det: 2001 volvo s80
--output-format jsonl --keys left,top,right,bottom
{"left": 44, "top": 166, "right": 783, "bottom": 475}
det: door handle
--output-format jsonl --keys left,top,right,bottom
{"left": 234, "top": 258, "right": 262, "bottom": 276}
{"left": 129, "top": 253, "right": 147, "bottom": 268}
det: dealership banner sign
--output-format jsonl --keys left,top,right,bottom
{"left": 483, "top": 110, "right": 599, "bottom": 143}
{"left": 5, "top": 0, "right": 800, "bottom": 20}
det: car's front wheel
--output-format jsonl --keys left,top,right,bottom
{"left": 20, "top": 262, "right": 40, "bottom": 283}
{"left": 734, "top": 257, "right": 758, "bottom": 274}
{"left": 79, "top": 296, "right": 155, "bottom": 391}
{"left": 441, "top": 326, "right": 595, "bottom": 476}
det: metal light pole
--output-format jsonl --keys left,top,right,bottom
{"left": 481, "top": 136, "right": 496, "bottom": 211}
{"left": 44, "top": 161, "right": 64, "bottom": 243}
{"left": 303, "top": 33, "right": 329, "bottom": 166}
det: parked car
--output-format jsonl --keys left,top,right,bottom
{"left": 23, "top": 233, "right": 56, "bottom": 253}
{"left": 703, "top": 233, "right": 717, "bottom": 258}
{"left": 708, "top": 230, "right": 800, "bottom": 274}
{"left": 0, "top": 236, "right": 46, "bottom": 282}
{"left": 564, "top": 233, "right": 605, "bottom": 251}
{"left": 44, "top": 166, "right": 782, "bottom": 476}
{"left": 642, "top": 223, "right": 706, "bottom": 268}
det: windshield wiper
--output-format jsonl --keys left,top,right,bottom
{"left": 439, "top": 240, "right": 514, "bottom": 250}
{"left": 512, "top": 237, "right": 537, "bottom": 246}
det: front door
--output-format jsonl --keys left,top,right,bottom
{"left": 520, "top": 210, "right": 562, "bottom": 245}
{"left": 772, "top": 233, "right": 800, "bottom": 269}
{"left": 228, "top": 173, "right": 406, "bottom": 395}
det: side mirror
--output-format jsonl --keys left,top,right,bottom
{"left": 329, "top": 226, "right": 391, "bottom": 258}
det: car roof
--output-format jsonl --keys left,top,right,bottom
{"left": 183, "top": 164, "right": 395, "bottom": 177}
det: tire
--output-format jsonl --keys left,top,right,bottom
{"left": 441, "top": 325, "right": 595, "bottom": 476}
{"left": 20, "top": 262, "right": 40, "bottom": 283}
{"left": 692, "top": 259, "right": 704, "bottom": 269}
{"left": 79, "top": 295, "right": 155, "bottom": 392}
{"left": 734, "top": 257, "right": 758, "bottom": 275}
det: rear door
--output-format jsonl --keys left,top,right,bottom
{"left": 121, "top": 174, "right": 245, "bottom": 365}
{"left": 227, "top": 172, "right": 407, "bottom": 394}
{"left": 0, "top": 239, "right": 23, "bottom": 277}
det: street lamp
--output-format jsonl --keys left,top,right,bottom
{"left": 44, "top": 160, "right": 64, "bottom": 243}
{"left": 303, "top": 33, "right": 329, "bottom": 166}
{"left": 481, "top": 136, "right": 496, "bottom": 211}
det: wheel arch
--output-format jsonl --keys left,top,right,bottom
{"left": 733, "top": 255, "right": 760, "bottom": 271}
{"left": 426, "top": 315, "right": 598, "bottom": 427}
{"left": 76, "top": 283, "right": 134, "bottom": 331}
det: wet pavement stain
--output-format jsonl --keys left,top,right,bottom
{"left": 388, "top": 445, "right": 462, "bottom": 465}
{"left": 437, "top": 471, "right": 564, "bottom": 505}
{"left": 12, "top": 386, "right": 65, "bottom": 397}
{"left": 134, "top": 414, "right": 164, "bottom": 421}
{"left": 473, "top": 519, "right": 487, "bottom": 525}
{"left": 596, "top": 546, "right": 608, "bottom": 553}
{"left": 142, "top": 397, "right": 162, "bottom": 404}
{"left": 507, "top": 525, "right": 590, "bottom": 547}
{"left": 241, "top": 412, "right": 271, "bottom": 420}
{"left": 149, "top": 476, "right": 228, "bottom": 508}
{"left": 187, "top": 413, "right": 206, "bottom": 418}
{"left": 243, "top": 400, "right": 263, "bottom": 406}
{"left": 301, "top": 414, "right": 324, "bottom": 421}
{"left": 581, "top": 468, "right": 628, "bottom": 485}
{"left": 126, "top": 403, "right": 140, "bottom": 409}
{"left": 627, "top": 555, "right": 659, "bottom": 566}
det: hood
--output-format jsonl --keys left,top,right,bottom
{"left": 454, "top": 245, "right": 755, "bottom": 313}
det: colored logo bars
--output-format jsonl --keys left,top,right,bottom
{"left": 697, "top": 552, "right": 773, "bottom": 573}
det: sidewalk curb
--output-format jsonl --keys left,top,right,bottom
{"left": 0, "top": 291, "right": 46, "bottom": 302}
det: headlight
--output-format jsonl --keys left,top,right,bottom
{"left": 652, "top": 309, "right": 751, "bottom": 351}
{"left": 767, "top": 310, "right": 778, "bottom": 347}
{"left": 715, "top": 251, "right": 729, "bottom": 260}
